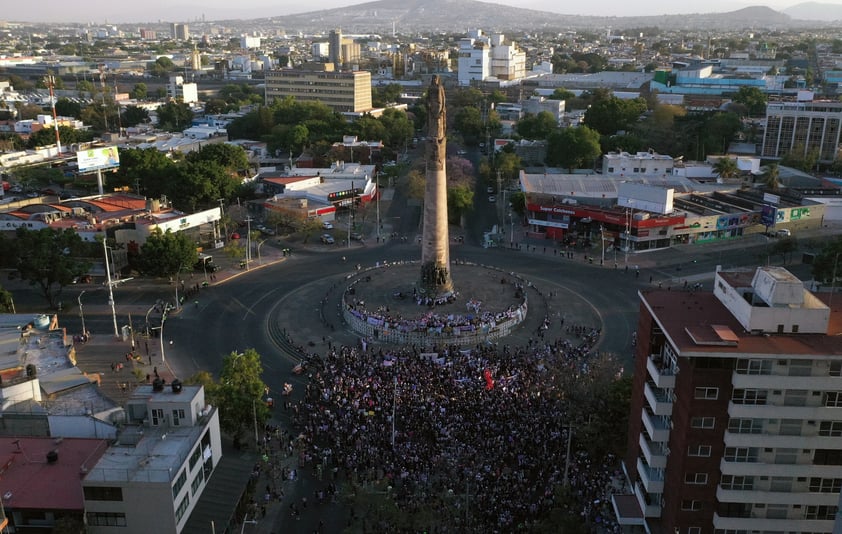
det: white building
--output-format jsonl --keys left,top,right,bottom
{"left": 521, "top": 96, "right": 565, "bottom": 124}
{"left": 240, "top": 36, "right": 261, "bottom": 49}
{"left": 602, "top": 151, "right": 675, "bottom": 178}
{"left": 167, "top": 76, "right": 198, "bottom": 104}
{"left": 83, "top": 382, "right": 222, "bottom": 534}
{"left": 457, "top": 30, "right": 525, "bottom": 86}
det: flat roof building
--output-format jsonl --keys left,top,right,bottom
{"left": 264, "top": 65, "right": 372, "bottom": 113}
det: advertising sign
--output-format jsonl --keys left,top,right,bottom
{"left": 760, "top": 205, "right": 777, "bottom": 227}
{"left": 76, "top": 146, "right": 120, "bottom": 174}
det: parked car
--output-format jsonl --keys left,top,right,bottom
{"left": 259, "top": 227, "right": 276, "bottom": 236}
{"left": 322, "top": 221, "right": 334, "bottom": 230}
{"left": 230, "top": 232, "right": 240, "bottom": 240}
{"left": 320, "top": 234, "right": 335, "bottom": 244}
{"left": 488, "top": 195, "right": 496, "bottom": 203}
{"left": 350, "top": 232, "right": 363, "bottom": 241}
{"left": 775, "top": 229, "right": 791, "bottom": 237}
{"left": 487, "top": 186, "right": 494, "bottom": 193}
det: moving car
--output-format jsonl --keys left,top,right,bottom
{"left": 320, "top": 234, "right": 335, "bottom": 244}
{"left": 488, "top": 195, "right": 496, "bottom": 203}
{"left": 322, "top": 221, "right": 334, "bottom": 230}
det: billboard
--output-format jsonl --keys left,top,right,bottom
{"left": 76, "top": 146, "right": 120, "bottom": 174}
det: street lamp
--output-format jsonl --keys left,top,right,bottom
{"left": 256, "top": 239, "right": 268, "bottom": 264}
{"left": 508, "top": 212, "right": 514, "bottom": 246}
{"left": 78, "top": 289, "right": 88, "bottom": 336}
{"left": 102, "top": 240, "right": 119, "bottom": 338}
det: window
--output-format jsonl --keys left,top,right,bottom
{"left": 189, "top": 446, "right": 202, "bottom": 471}
{"left": 728, "top": 418, "right": 762, "bottom": 434}
{"left": 688, "top": 528, "right": 701, "bottom": 534}
{"left": 151, "top": 408, "right": 163, "bottom": 426}
{"left": 172, "top": 408, "right": 186, "bottom": 426}
{"left": 805, "top": 505, "right": 838, "bottom": 520}
{"left": 720, "top": 475, "right": 753, "bottom": 490}
{"left": 809, "top": 477, "right": 842, "bottom": 493}
{"left": 779, "top": 419, "right": 802, "bottom": 436}
{"left": 735, "top": 359, "right": 772, "bottom": 375}
{"left": 830, "top": 361, "right": 842, "bottom": 377}
{"left": 83, "top": 486, "right": 123, "bottom": 501}
{"left": 685, "top": 472, "right": 708, "bottom": 485}
{"left": 825, "top": 392, "right": 842, "bottom": 407}
{"left": 175, "top": 494, "right": 191, "bottom": 523}
{"left": 691, "top": 417, "right": 715, "bottom": 429}
{"left": 814, "top": 449, "right": 842, "bottom": 465}
{"left": 694, "top": 387, "right": 718, "bottom": 400}
{"left": 191, "top": 470, "right": 205, "bottom": 495}
{"left": 172, "top": 468, "right": 187, "bottom": 498}
{"left": 819, "top": 421, "right": 842, "bottom": 436}
{"left": 732, "top": 389, "right": 767, "bottom": 405}
{"left": 688, "top": 445, "right": 712, "bottom": 457}
{"left": 86, "top": 512, "right": 127, "bottom": 527}
{"left": 681, "top": 500, "right": 702, "bottom": 511}
{"left": 724, "top": 447, "right": 758, "bottom": 462}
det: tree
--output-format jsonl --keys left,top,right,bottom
{"left": 732, "top": 86, "right": 767, "bottom": 117}
{"left": 203, "top": 98, "right": 228, "bottom": 115}
{"left": 453, "top": 106, "right": 483, "bottom": 143}
{"left": 120, "top": 105, "right": 150, "bottom": 128}
{"left": 515, "top": 111, "right": 557, "bottom": 140}
{"left": 0, "top": 285, "right": 13, "bottom": 313}
{"left": 54, "top": 97, "right": 81, "bottom": 119}
{"left": 206, "top": 349, "right": 269, "bottom": 447}
{"left": 156, "top": 101, "right": 193, "bottom": 132}
{"left": 761, "top": 163, "right": 781, "bottom": 192}
{"left": 130, "top": 83, "right": 148, "bottom": 100}
{"left": 812, "top": 237, "right": 842, "bottom": 284}
{"left": 150, "top": 56, "right": 176, "bottom": 77}
{"left": 167, "top": 160, "right": 238, "bottom": 212}
{"left": 185, "top": 143, "right": 250, "bottom": 175}
{"left": 447, "top": 185, "right": 473, "bottom": 224}
{"left": 713, "top": 157, "right": 740, "bottom": 180}
{"left": 10, "top": 228, "right": 90, "bottom": 308}
{"left": 780, "top": 143, "right": 819, "bottom": 173}
{"left": 371, "top": 83, "right": 403, "bottom": 107}
{"left": 138, "top": 229, "right": 198, "bottom": 278}
{"left": 406, "top": 170, "right": 425, "bottom": 202}
{"left": 583, "top": 95, "right": 647, "bottom": 136}
{"left": 546, "top": 126, "right": 602, "bottom": 170}
{"left": 16, "top": 103, "right": 45, "bottom": 120}
{"left": 550, "top": 88, "right": 575, "bottom": 101}
{"left": 76, "top": 79, "right": 95, "bottom": 95}
{"left": 113, "top": 147, "right": 176, "bottom": 196}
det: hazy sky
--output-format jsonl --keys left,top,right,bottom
{"left": 10, "top": 0, "right": 840, "bottom": 23}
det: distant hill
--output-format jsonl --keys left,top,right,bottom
{"left": 263, "top": 0, "right": 807, "bottom": 33}
{"left": 783, "top": 1, "right": 842, "bottom": 20}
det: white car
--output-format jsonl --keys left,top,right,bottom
{"left": 322, "top": 221, "right": 334, "bottom": 230}
{"left": 488, "top": 195, "right": 497, "bottom": 203}
{"left": 487, "top": 186, "right": 494, "bottom": 194}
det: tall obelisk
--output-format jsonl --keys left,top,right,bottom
{"left": 419, "top": 76, "right": 454, "bottom": 297}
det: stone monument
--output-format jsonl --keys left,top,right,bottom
{"left": 419, "top": 75, "right": 454, "bottom": 297}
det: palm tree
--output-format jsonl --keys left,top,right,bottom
{"left": 713, "top": 157, "right": 740, "bottom": 181}
{"left": 761, "top": 163, "right": 781, "bottom": 191}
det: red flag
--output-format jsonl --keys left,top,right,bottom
{"left": 483, "top": 368, "right": 494, "bottom": 390}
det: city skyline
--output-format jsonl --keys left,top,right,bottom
{"left": 9, "top": 0, "right": 841, "bottom": 24}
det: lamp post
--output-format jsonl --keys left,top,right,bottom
{"left": 508, "top": 212, "right": 514, "bottom": 245}
{"left": 256, "top": 239, "right": 268, "bottom": 264}
{"left": 78, "top": 289, "right": 88, "bottom": 336}
{"left": 102, "top": 240, "right": 119, "bottom": 338}
{"left": 245, "top": 217, "right": 253, "bottom": 270}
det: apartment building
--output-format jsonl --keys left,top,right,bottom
{"left": 264, "top": 64, "right": 372, "bottom": 113}
{"left": 761, "top": 100, "right": 842, "bottom": 164}
{"left": 457, "top": 29, "right": 525, "bottom": 86}
{"left": 613, "top": 266, "right": 842, "bottom": 533}
{"left": 167, "top": 76, "right": 198, "bottom": 104}
{"left": 603, "top": 151, "right": 675, "bottom": 177}
{"left": 82, "top": 382, "right": 222, "bottom": 534}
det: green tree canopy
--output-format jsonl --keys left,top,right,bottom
{"left": 732, "top": 86, "right": 767, "bottom": 116}
{"left": 209, "top": 349, "right": 269, "bottom": 446}
{"left": 138, "top": 229, "right": 198, "bottom": 277}
{"left": 546, "top": 126, "right": 602, "bottom": 170}
{"left": 583, "top": 95, "right": 647, "bottom": 136}
{"left": 550, "top": 88, "right": 575, "bottom": 101}
{"left": 185, "top": 143, "right": 250, "bottom": 175}
{"left": 54, "top": 97, "right": 81, "bottom": 119}
{"left": 447, "top": 185, "right": 473, "bottom": 224}
{"left": 453, "top": 106, "right": 483, "bottom": 143}
{"left": 130, "top": 83, "right": 148, "bottom": 100}
{"left": 112, "top": 147, "right": 176, "bottom": 196}
{"left": 10, "top": 228, "right": 91, "bottom": 308}
{"left": 156, "top": 101, "right": 193, "bottom": 132}
{"left": 150, "top": 56, "right": 176, "bottom": 77}
{"left": 515, "top": 111, "right": 558, "bottom": 140}
{"left": 120, "top": 105, "right": 150, "bottom": 128}
{"left": 713, "top": 157, "right": 740, "bottom": 179}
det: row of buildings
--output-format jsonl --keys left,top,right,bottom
{"left": 0, "top": 314, "right": 224, "bottom": 533}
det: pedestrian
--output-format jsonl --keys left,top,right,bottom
{"left": 148, "top": 354, "right": 152, "bottom": 365}
{"left": 145, "top": 341, "right": 149, "bottom": 355}
{"left": 153, "top": 366, "right": 159, "bottom": 378}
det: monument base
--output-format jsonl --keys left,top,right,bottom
{"left": 418, "top": 261, "right": 454, "bottom": 297}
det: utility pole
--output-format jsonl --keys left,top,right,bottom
{"left": 245, "top": 217, "right": 253, "bottom": 270}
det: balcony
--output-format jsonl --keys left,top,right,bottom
{"left": 639, "top": 434, "right": 668, "bottom": 469}
{"left": 647, "top": 355, "right": 676, "bottom": 389}
{"left": 641, "top": 408, "right": 670, "bottom": 442}
{"left": 723, "top": 430, "right": 840, "bottom": 450}
{"left": 633, "top": 480, "right": 662, "bottom": 518}
{"left": 713, "top": 512, "right": 834, "bottom": 531}
{"left": 644, "top": 381, "right": 673, "bottom": 416}
{"left": 637, "top": 457, "right": 665, "bottom": 494}
{"left": 732, "top": 373, "right": 840, "bottom": 391}
{"left": 727, "top": 402, "right": 834, "bottom": 420}
{"left": 720, "top": 459, "right": 842, "bottom": 478}
{"left": 716, "top": 486, "right": 840, "bottom": 506}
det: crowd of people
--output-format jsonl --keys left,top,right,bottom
{"left": 287, "top": 331, "right": 624, "bottom": 532}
